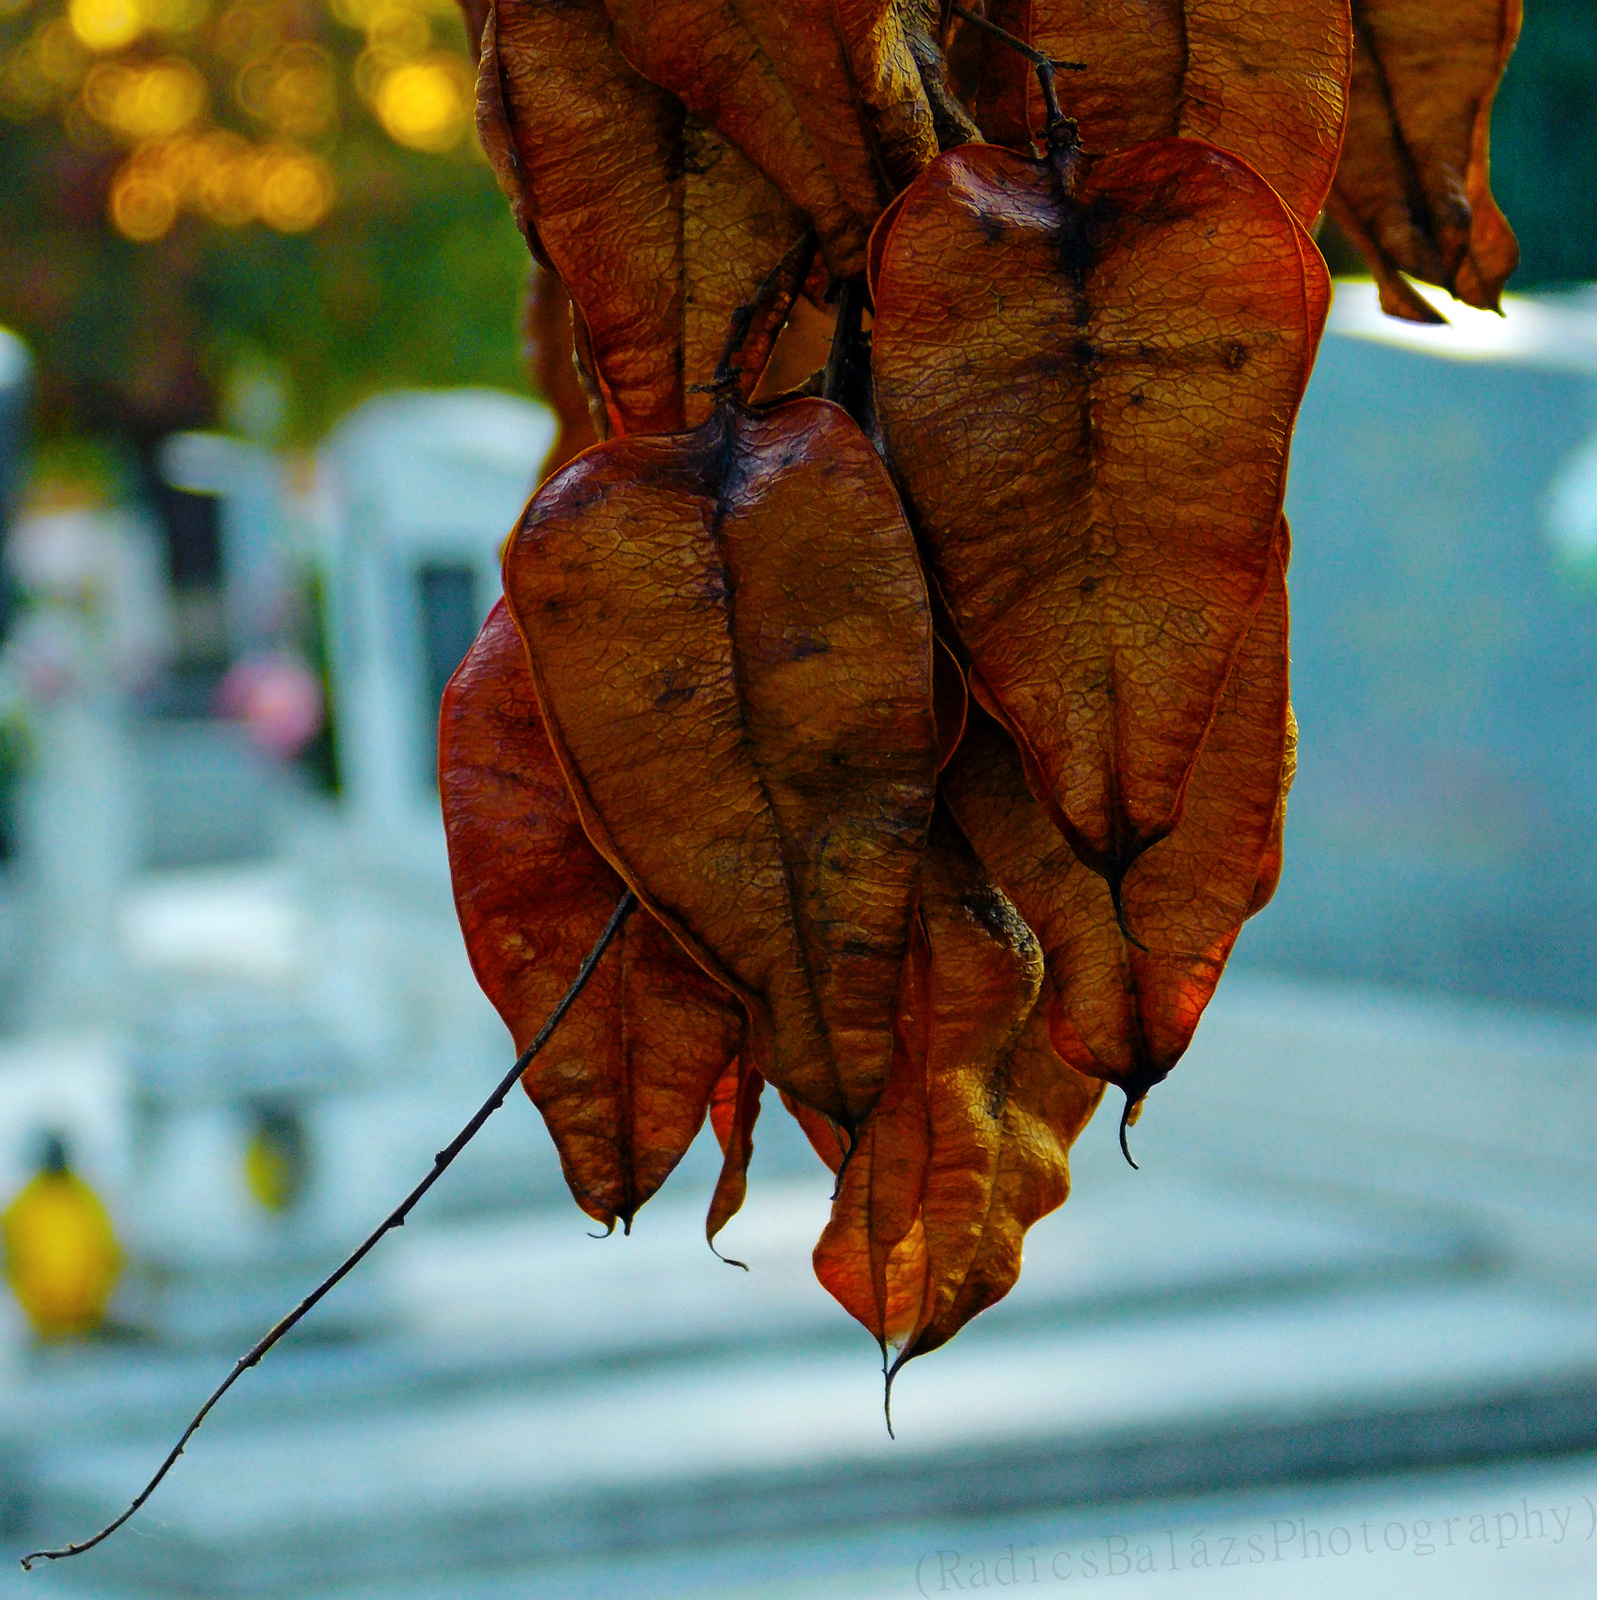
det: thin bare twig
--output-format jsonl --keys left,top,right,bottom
{"left": 822, "top": 277, "right": 867, "bottom": 406}
{"left": 949, "top": 4, "right": 1084, "bottom": 130}
{"left": 705, "top": 227, "right": 820, "bottom": 394}
{"left": 20, "top": 890, "right": 639, "bottom": 1573}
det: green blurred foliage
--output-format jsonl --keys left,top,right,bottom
{"left": 0, "top": 0, "right": 528, "bottom": 454}
{"left": 0, "top": 0, "right": 1594, "bottom": 464}
{"left": 192, "top": 144, "right": 529, "bottom": 442}
{"left": 1493, "top": 0, "right": 1597, "bottom": 288}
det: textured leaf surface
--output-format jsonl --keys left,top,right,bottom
{"left": 962, "top": 0, "right": 1353, "bottom": 225}
{"left": 813, "top": 814, "right": 1042, "bottom": 1353}
{"left": 874, "top": 138, "right": 1325, "bottom": 887}
{"left": 1328, "top": 0, "right": 1520, "bottom": 320}
{"left": 503, "top": 399, "right": 938, "bottom": 1133}
{"left": 606, "top": 0, "right": 937, "bottom": 276}
{"left": 894, "top": 984, "right": 1104, "bottom": 1365}
{"left": 705, "top": 1058, "right": 763, "bottom": 1255}
{"left": 440, "top": 601, "right": 745, "bottom": 1229}
{"left": 605, "top": 0, "right": 870, "bottom": 276}
{"left": 525, "top": 265, "right": 602, "bottom": 482}
{"left": 480, "top": 0, "right": 809, "bottom": 433}
{"left": 943, "top": 540, "right": 1290, "bottom": 1106}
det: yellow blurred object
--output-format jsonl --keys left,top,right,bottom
{"left": 243, "top": 1130, "right": 292, "bottom": 1211}
{"left": 35, "top": 20, "right": 90, "bottom": 90}
{"left": 235, "top": 42, "right": 334, "bottom": 139}
{"left": 109, "top": 165, "right": 178, "bottom": 237}
{"left": 68, "top": 0, "right": 144, "bottom": 53}
{"left": 373, "top": 51, "right": 469, "bottom": 151}
{"left": 255, "top": 143, "right": 333, "bottom": 230}
{"left": 141, "top": 0, "right": 209, "bottom": 33}
{"left": 243, "top": 1105, "right": 307, "bottom": 1212}
{"left": 84, "top": 57, "right": 208, "bottom": 142}
{"left": 2, "top": 1142, "right": 121, "bottom": 1340}
{"left": 213, "top": 0, "right": 284, "bottom": 62}
{"left": 108, "top": 129, "right": 333, "bottom": 237}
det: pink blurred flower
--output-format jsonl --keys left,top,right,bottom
{"left": 215, "top": 652, "right": 324, "bottom": 760}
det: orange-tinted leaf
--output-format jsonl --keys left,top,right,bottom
{"left": 479, "top": 0, "right": 810, "bottom": 433}
{"left": 606, "top": 0, "right": 939, "bottom": 276}
{"left": 873, "top": 138, "right": 1325, "bottom": 889}
{"left": 705, "top": 1058, "right": 764, "bottom": 1257}
{"left": 525, "top": 265, "right": 602, "bottom": 482}
{"left": 962, "top": 0, "right": 1353, "bottom": 226}
{"left": 502, "top": 399, "right": 938, "bottom": 1134}
{"left": 440, "top": 602, "right": 745, "bottom": 1230}
{"left": 943, "top": 540, "right": 1290, "bottom": 1110}
{"left": 681, "top": 120, "right": 819, "bottom": 426}
{"left": 813, "top": 814, "right": 1042, "bottom": 1354}
{"left": 901, "top": 0, "right": 983, "bottom": 150}
{"left": 605, "top": 0, "right": 871, "bottom": 276}
{"left": 1327, "top": 0, "right": 1520, "bottom": 319}
{"left": 833, "top": 0, "right": 941, "bottom": 190}
{"left": 893, "top": 985, "right": 1105, "bottom": 1366}
{"left": 780, "top": 1087, "right": 851, "bottom": 1173}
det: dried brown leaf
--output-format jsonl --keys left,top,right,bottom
{"left": 813, "top": 813, "right": 1042, "bottom": 1355}
{"left": 439, "top": 601, "right": 745, "bottom": 1229}
{"left": 1327, "top": 0, "right": 1520, "bottom": 319}
{"left": 606, "top": 0, "right": 939, "bottom": 276}
{"left": 942, "top": 538, "right": 1291, "bottom": 1110}
{"left": 961, "top": 0, "right": 1353, "bottom": 225}
{"left": 524, "top": 266, "right": 602, "bottom": 482}
{"left": 479, "top": 0, "right": 810, "bottom": 432}
{"left": 893, "top": 983, "right": 1105, "bottom": 1366}
{"left": 705, "top": 1058, "right": 764, "bottom": 1257}
{"left": 502, "top": 398, "right": 939, "bottom": 1133}
{"left": 873, "top": 137, "right": 1326, "bottom": 892}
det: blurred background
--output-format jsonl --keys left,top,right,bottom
{"left": 0, "top": 0, "right": 1595, "bottom": 1597}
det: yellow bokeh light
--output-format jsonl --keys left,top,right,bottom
{"left": 108, "top": 130, "right": 337, "bottom": 238}
{"left": 109, "top": 166, "right": 178, "bottom": 239}
{"left": 213, "top": 0, "right": 283, "bottom": 62}
{"left": 84, "top": 57, "right": 206, "bottom": 141}
{"left": 195, "top": 129, "right": 257, "bottom": 223}
{"left": 36, "top": 19, "right": 90, "bottom": 89}
{"left": 236, "top": 40, "right": 334, "bottom": 137}
{"left": 2, "top": 1167, "right": 122, "bottom": 1340}
{"left": 1, "top": 43, "right": 52, "bottom": 120}
{"left": 364, "top": 2, "right": 428, "bottom": 61}
{"left": 374, "top": 51, "right": 469, "bottom": 151}
{"left": 256, "top": 144, "right": 333, "bottom": 231}
{"left": 68, "top": 0, "right": 143, "bottom": 52}
{"left": 140, "top": 0, "right": 208, "bottom": 33}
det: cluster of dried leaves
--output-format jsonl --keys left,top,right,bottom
{"left": 440, "top": 0, "right": 1520, "bottom": 1378}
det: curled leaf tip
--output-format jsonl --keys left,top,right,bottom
{"left": 1118, "top": 1095, "right": 1141, "bottom": 1170}
{"left": 709, "top": 1241, "right": 750, "bottom": 1272}
{"left": 1108, "top": 876, "right": 1149, "bottom": 953}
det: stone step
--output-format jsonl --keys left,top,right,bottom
{"left": 23, "top": 1274, "right": 1597, "bottom": 1598}
{"left": 5, "top": 1130, "right": 1523, "bottom": 1598}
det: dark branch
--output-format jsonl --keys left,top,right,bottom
{"left": 19, "top": 890, "right": 639, "bottom": 1573}
{"left": 950, "top": 4, "right": 1084, "bottom": 131}
{"left": 707, "top": 227, "right": 820, "bottom": 394}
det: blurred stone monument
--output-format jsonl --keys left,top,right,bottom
{"left": 1248, "top": 284, "right": 1597, "bottom": 1008}
{"left": 3, "top": 495, "right": 169, "bottom": 1029}
{"left": 0, "top": 326, "right": 28, "bottom": 544}
{"left": 116, "top": 388, "right": 556, "bottom": 1343}
{"left": 311, "top": 388, "right": 554, "bottom": 863}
